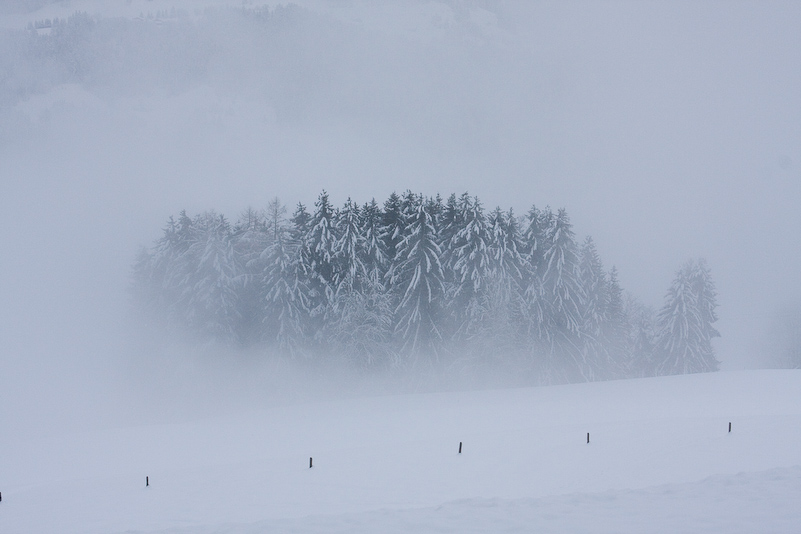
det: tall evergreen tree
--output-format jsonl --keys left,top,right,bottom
{"left": 289, "top": 202, "right": 311, "bottom": 242}
{"left": 327, "top": 198, "right": 395, "bottom": 366}
{"left": 390, "top": 202, "right": 445, "bottom": 359}
{"left": 307, "top": 191, "right": 337, "bottom": 286}
{"left": 521, "top": 205, "right": 550, "bottom": 344}
{"left": 232, "top": 207, "right": 270, "bottom": 345}
{"left": 439, "top": 193, "right": 461, "bottom": 258}
{"left": 449, "top": 195, "right": 492, "bottom": 336}
{"left": 602, "top": 266, "right": 629, "bottom": 372}
{"left": 262, "top": 225, "right": 310, "bottom": 355}
{"left": 626, "top": 298, "right": 657, "bottom": 377}
{"left": 184, "top": 212, "right": 242, "bottom": 343}
{"left": 303, "top": 191, "right": 337, "bottom": 331}
{"left": 466, "top": 207, "right": 527, "bottom": 358}
{"left": 653, "top": 259, "right": 720, "bottom": 375}
{"left": 361, "top": 198, "right": 387, "bottom": 282}
{"left": 332, "top": 198, "right": 366, "bottom": 295}
{"left": 539, "top": 208, "right": 585, "bottom": 382}
{"left": 380, "top": 192, "right": 404, "bottom": 271}
{"left": 578, "top": 236, "right": 611, "bottom": 379}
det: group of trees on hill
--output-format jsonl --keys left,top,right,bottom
{"left": 131, "top": 191, "right": 720, "bottom": 384}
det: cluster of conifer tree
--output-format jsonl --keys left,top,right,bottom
{"left": 132, "top": 191, "right": 720, "bottom": 383}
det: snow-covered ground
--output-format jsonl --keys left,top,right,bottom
{"left": 1, "top": 370, "right": 799, "bottom": 533}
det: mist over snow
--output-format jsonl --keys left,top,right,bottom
{"left": 1, "top": 2, "right": 801, "bottom": 530}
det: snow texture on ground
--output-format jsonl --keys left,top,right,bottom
{"left": 1, "top": 370, "right": 800, "bottom": 533}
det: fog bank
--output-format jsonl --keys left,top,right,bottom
{"left": 1, "top": 1, "right": 800, "bottom": 438}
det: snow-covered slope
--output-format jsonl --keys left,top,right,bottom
{"left": 1, "top": 370, "right": 799, "bottom": 533}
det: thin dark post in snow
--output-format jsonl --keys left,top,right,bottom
{"left": 1, "top": 491, "right": 2, "bottom": 502}
{"left": 146, "top": 476, "right": 149, "bottom": 487}
{"left": 729, "top": 422, "right": 731, "bottom": 433}
{"left": 587, "top": 432, "right": 590, "bottom": 444}
{"left": 310, "top": 457, "right": 313, "bottom": 469}
{"left": 459, "top": 442, "right": 462, "bottom": 454}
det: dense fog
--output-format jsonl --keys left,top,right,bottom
{"left": 1, "top": 0, "right": 800, "bottom": 438}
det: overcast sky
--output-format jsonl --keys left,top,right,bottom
{"left": 1, "top": 0, "right": 800, "bottom": 434}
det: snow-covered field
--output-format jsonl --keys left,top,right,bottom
{"left": 1, "top": 370, "right": 799, "bottom": 533}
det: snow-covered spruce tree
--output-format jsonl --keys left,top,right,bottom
{"left": 135, "top": 211, "right": 196, "bottom": 334}
{"left": 328, "top": 198, "right": 393, "bottom": 364}
{"left": 520, "top": 205, "right": 550, "bottom": 345}
{"left": 303, "top": 191, "right": 337, "bottom": 338}
{"left": 400, "top": 190, "right": 424, "bottom": 220}
{"left": 132, "top": 215, "right": 180, "bottom": 327}
{"left": 289, "top": 202, "right": 311, "bottom": 243}
{"left": 380, "top": 192, "right": 405, "bottom": 272}
{"left": 448, "top": 194, "right": 492, "bottom": 339}
{"left": 653, "top": 259, "right": 720, "bottom": 375}
{"left": 389, "top": 201, "right": 446, "bottom": 361}
{"left": 184, "top": 211, "right": 242, "bottom": 344}
{"left": 436, "top": 193, "right": 462, "bottom": 334}
{"left": 426, "top": 194, "right": 445, "bottom": 225}
{"left": 232, "top": 206, "right": 271, "bottom": 345}
{"left": 488, "top": 207, "right": 526, "bottom": 286}
{"left": 579, "top": 237, "right": 606, "bottom": 339}
{"left": 466, "top": 207, "right": 527, "bottom": 359}
{"left": 626, "top": 297, "right": 657, "bottom": 377}
{"left": 439, "top": 193, "right": 461, "bottom": 255}
{"left": 602, "top": 266, "right": 630, "bottom": 374}
{"left": 578, "top": 236, "right": 613, "bottom": 380}
{"left": 332, "top": 198, "right": 367, "bottom": 295}
{"left": 151, "top": 211, "right": 196, "bottom": 328}
{"left": 538, "top": 208, "right": 586, "bottom": 382}
{"left": 261, "top": 221, "right": 311, "bottom": 356}
{"left": 361, "top": 198, "right": 387, "bottom": 282}
{"left": 326, "top": 198, "right": 396, "bottom": 366}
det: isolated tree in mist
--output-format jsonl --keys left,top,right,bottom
{"left": 653, "top": 259, "right": 720, "bottom": 375}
